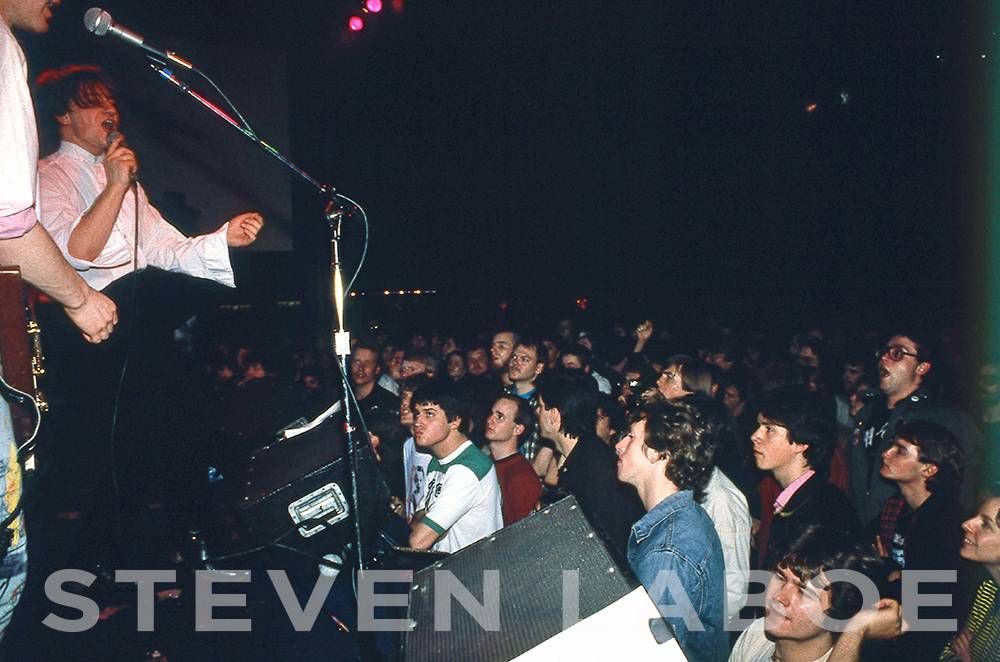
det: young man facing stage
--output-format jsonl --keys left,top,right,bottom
{"left": 615, "top": 400, "right": 727, "bottom": 662}
{"left": 408, "top": 382, "right": 502, "bottom": 553}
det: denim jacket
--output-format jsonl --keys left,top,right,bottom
{"left": 627, "top": 490, "right": 727, "bottom": 662}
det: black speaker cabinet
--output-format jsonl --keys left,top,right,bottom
{"left": 238, "top": 413, "right": 389, "bottom": 557}
{"left": 402, "top": 495, "right": 638, "bottom": 661}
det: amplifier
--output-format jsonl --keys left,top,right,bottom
{"left": 238, "top": 413, "right": 389, "bottom": 558}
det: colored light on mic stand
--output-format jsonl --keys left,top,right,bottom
{"left": 348, "top": 15, "right": 365, "bottom": 31}
{"left": 365, "top": 0, "right": 383, "bottom": 13}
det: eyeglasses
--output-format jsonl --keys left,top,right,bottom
{"left": 876, "top": 346, "right": 918, "bottom": 362}
{"left": 661, "top": 370, "right": 679, "bottom": 380}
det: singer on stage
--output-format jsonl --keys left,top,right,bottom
{"left": 34, "top": 65, "right": 262, "bottom": 293}
{"left": 31, "top": 65, "right": 264, "bottom": 565}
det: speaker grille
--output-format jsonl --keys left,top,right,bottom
{"left": 403, "top": 496, "right": 635, "bottom": 661}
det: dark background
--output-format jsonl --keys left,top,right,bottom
{"left": 18, "top": 1, "right": 991, "bottom": 337}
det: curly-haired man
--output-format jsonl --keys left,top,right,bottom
{"left": 615, "top": 400, "right": 727, "bottom": 662}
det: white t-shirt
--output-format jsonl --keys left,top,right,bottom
{"left": 402, "top": 436, "right": 431, "bottom": 520}
{"left": 420, "top": 439, "right": 502, "bottom": 554}
{"left": 729, "top": 618, "right": 833, "bottom": 662}
{"left": 0, "top": 20, "right": 40, "bottom": 236}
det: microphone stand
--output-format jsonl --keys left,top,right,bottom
{"left": 144, "top": 59, "right": 368, "bottom": 572}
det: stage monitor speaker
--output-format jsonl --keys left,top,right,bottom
{"left": 238, "top": 413, "right": 389, "bottom": 558}
{"left": 402, "top": 495, "right": 642, "bottom": 662}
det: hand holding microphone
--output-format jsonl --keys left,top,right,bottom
{"left": 103, "top": 122, "right": 139, "bottom": 186}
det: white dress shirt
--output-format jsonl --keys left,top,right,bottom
{"left": 37, "top": 141, "right": 234, "bottom": 291}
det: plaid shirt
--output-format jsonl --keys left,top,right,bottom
{"left": 878, "top": 494, "right": 907, "bottom": 556}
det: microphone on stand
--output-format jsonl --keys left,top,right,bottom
{"left": 83, "top": 7, "right": 193, "bottom": 71}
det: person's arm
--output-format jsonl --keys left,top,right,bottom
{"left": 828, "top": 598, "right": 902, "bottom": 662}
{"left": 542, "top": 453, "right": 559, "bottom": 487}
{"left": 531, "top": 445, "right": 553, "bottom": 479}
{"left": 632, "top": 548, "right": 704, "bottom": 651}
{"left": 0, "top": 223, "right": 117, "bottom": 342}
{"left": 138, "top": 207, "right": 263, "bottom": 289}
{"left": 64, "top": 137, "right": 135, "bottom": 262}
{"left": 943, "top": 628, "right": 973, "bottom": 662}
{"left": 408, "top": 521, "right": 441, "bottom": 550}
{"left": 633, "top": 320, "right": 653, "bottom": 354}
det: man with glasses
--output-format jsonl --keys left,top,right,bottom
{"left": 507, "top": 338, "right": 545, "bottom": 399}
{"left": 848, "top": 331, "right": 980, "bottom": 527}
{"left": 505, "top": 338, "right": 548, "bottom": 473}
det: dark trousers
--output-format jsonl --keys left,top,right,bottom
{"left": 39, "top": 269, "right": 224, "bottom": 563}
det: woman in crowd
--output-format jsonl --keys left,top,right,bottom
{"left": 941, "top": 494, "right": 1000, "bottom": 661}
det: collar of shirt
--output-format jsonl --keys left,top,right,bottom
{"left": 631, "top": 489, "right": 694, "bottom": 545}
{"left": 773, "top": 470, "right": 815, "bottom": 514}
{"left": 437, "top": 439, "right": 473, "bottom": 466}
{"left": 505, "top": 384, "right": 536, "bottom": 400}
{"left": 58, "top": 140, "right": 104, "bottom": 166}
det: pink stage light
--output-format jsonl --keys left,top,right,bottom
{"left": 365, "top": 0, "right": 383, "bottom": 13}
{"left": 348, "top": 15, "right": 365, "bottom": 31}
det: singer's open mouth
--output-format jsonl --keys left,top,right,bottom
{"left": 101, "top": 119, "right": 115, "bottom": 131}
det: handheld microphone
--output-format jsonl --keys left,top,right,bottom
{"left": 83, "top": 8, "right": 193, "bottom": 70}
{"left": 104, "top": 128, "right": 137, "bottom": 183}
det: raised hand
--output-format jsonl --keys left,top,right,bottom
{"left": 225, "top": 212, "right": 264, "bottom": 247}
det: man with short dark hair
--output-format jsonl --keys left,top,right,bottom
{"left": 752, "top": 389, "right": 859, "bottom": 570}
{"left": 490, "top": 329, "right": 518, "bottom": 385}
{"left": 877, "top": 420, "right": 964, "bottom": 659}
{"left": 351, "top": 339, "right": 399, "bottom": 422}
{"left": 561, "top": 343, "right": 612, "bottom": 394}
{"left": 507, "top": 338, "right": 545, "bottom": 398}
{"left": 849, "top": 331, "right": 981, "bottom": 525}
{"left": 595, "top": 394, "right": 626, "bottom": 445}
{"left": 408, "top": 383, "right": 502, "bottom": 552}
{"left": 485, "top": 395, "right": 542, "bottom": 525}
{"left": 615, "top": 400, "right": 727, "bottom": 661}
{"left": 730, "top": 525, "right": 894, "bottom": 662}
{"left": 465, "top": 343, "right": 489, "bottom": 378}
{"left": 505, "top": 338, "right": 548, "bottom": 467}
{"left": 536, "top": 372, "right": 644, "bottom": 559}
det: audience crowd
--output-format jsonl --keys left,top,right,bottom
{"left": 187, "top": 312, "right": 1000, "bottom": 662}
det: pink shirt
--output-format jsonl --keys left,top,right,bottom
{"left": 773, "top": 470, "right": 815, "bottom": 514}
